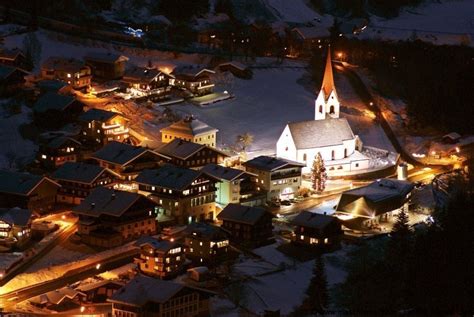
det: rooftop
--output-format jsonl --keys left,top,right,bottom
{"left": 46, "top": 136, "right": 81, "bottom": 149}
{"left": 92, "top": 141, "right": 166, "bottom": 166}
{"left": 243, "top": 155, "right": 304, "bottom": 172}
{"left": 0, "top": 48, "right": 25, "bottom": 60}
{"left": 201, "top": 163, "right": 250, "bottom": 181}
{"left": 79, "top": 108, "right": 121, "bottom": 123}
{"left": 184, "top": 222, "right": 228, "bottom": 240}
{"left": 160, "top": 116, "right": 218, "bottom": 137}
{"left": 108, "top": 274, "right": 184, "bottom": 307}
{"left": 42, "top": 56, "right": 87, "bottom": 72}
{"left": 0, "top": 207, "right": 32, "bottom": 227}
{"left": 157, "top": 139, "right": 204, "bottom": 160}
{"left": 123, "top": 66, "right": 169, "bottom": 83}
{"left": 135, "top": 165, "right": 211, "bottom": 191}
{"left": 84, "top": 52, "right": 129, "bottom": 63}
{"left": 217, "top": 203, "right": 272, "bottom": 225}
{"left": 33, "top": 92, "right": 76, "bottom": 113}
{"left": 51, "top": 162, "right": 108, "bottom": 184}
{"left": 73, "top": 187, "right": 151, "bottom": 218}
{"left": 291, "top": 210, "right": 338, "bottom": 230}
{"left": 135, "top": 236, "right": 180, "bottom": 253}
{"left": 172, "top": 65, "right": 215, "bottom": 79}
{"left": 287, "top": 118, "right": 355, "bottom": 149}
{"left": 0, "top": 170, "right": 59, "bottom": 196}
{"left": 30, "top": 287, "right": 84, "bottom": 305}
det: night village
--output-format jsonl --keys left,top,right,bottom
{"left": 0, "top": 0, "right": 473, "bottom": 316}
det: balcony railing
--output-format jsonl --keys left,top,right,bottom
{"left": 270, "top": 171, "right": 301, "bottom": 181}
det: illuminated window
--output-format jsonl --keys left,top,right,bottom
{"left": 300, "top": 235, "right": 304, "bottom": 240}
{"left": 324, "top": 238, "right": 329, "bottom": 244}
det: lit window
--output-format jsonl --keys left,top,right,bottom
{"left": 41, "top": 154, "right": 47, "bottom": 159}
{"left": 300, "top": 235, "right": 304, "bottom": 240}
{"left": 324, "top": 238, "right": 329, "bottom": 244}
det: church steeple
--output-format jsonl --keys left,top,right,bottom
{"left": 314, "top": 46, "right": 340, "bottom": 120}
{"left": 321, "top": 47, "right": 336, "bottom": 100}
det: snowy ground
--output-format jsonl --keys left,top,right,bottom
{"left": 263, "top": 0, "right": 333, "bottom": 25}
{"left": 0, "top": 102, "right": 37, "bottom": 170}
{"left": 231, "top": 241, "right": 352, "bottom": 315}
{"left": 359, "top": 0, "right": 474, "bottom": 46}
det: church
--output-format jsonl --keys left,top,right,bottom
{"left": 276, "top": 48, "right": 370, "bottom": 175}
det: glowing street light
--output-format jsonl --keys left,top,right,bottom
{"left": 80, "top": 306, "right": 85, "bottom": 313}
{"left": 96, "top": 263, "right": 101, "bottom": 270}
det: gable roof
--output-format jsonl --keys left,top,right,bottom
{"left": 158, "top": 139, "right": 204, "bottom": 160}
{"left": 108, "top": 274, "right": 185, "bottom": 307}
{"left": 123, "top": 66, "right": 169, "bottom": 83}
{"left": 217, "top": 203, "right": 272, "bottom": 225}
{"left": 84, "top": 52, "right": 129, "bottom": 64}
{"left": 337, "top": 179, "right": 414, "bottom": 218}
{"left": 135, "top": 236, "right": 180, "bottom": 253}
{"left": 76, "top": 280, "right": 124, "bottom": 293}
{"left": 0, "top": 207, "right": 32, "bottom": 227}
{"left": 160, "top": 117, "right": 218, "bottom": 137}
{"left": 73, "top": 187, "right": 152, "bottom": 217}
{"left": 51, "top": 162, "right": 109, "bottom": 184}
{"left": 201, "top": 164, "right": 251, "bottom": 181}
{"left": 0, "top": 65, "right": 28, "bottom": 80}
{"left": 30, "top": 287, "right": 84, "bottom": 305}
{"left": 33, "top": 92, "right": 76, "bottom": 113}
{"left": 46, "top": 136, "right": 81, "bottom": 149}
{"left": 286, "top": 118, "right": 355, "bottom": 150}
{"left": 0, "top": 48, "right": 25, "bottom": 61}
{"left": 42, "top": 56, "right": 87, "bottom": 72}
{"left": 172, "top": 65, "right": 215, "bottom": 79}
{"left": 79, "top": 108, "right": 121, "bottom": 123}
{"left": 184, "top": 222, "right": 228, "bottom": 240}
{"left": 92, "top": 141, "right": 168, "bottom": 166}
{"left": 136, "top": 165, "right": 215, "bottom": 191}
{"left": 0, "top": 170, "right": 60, "bottom": 196}
{"left": 243, "top": 155, "right": 304, "bottom": 172}
{"left": 291, "top": 211, "right": 338, "bottom": 230}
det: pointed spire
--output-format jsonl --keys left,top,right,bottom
{"left": 321, "top": 46, "right": 336, "bottom": 100}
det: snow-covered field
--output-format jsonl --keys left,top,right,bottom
{"left": 231, "top": 241, "right": 351, "bottom": 315}
{"left": 264, "top": 0, "right": 332, "bottom": 25}
{"left": 359, "top": 0, "right": 474, "bottom": 46}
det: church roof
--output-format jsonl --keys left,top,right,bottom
{"left": 320, "top": 47, "right": 336, "bottom": 101}
{"left": 287, "top": 118, "right": 355, "bottom": 149}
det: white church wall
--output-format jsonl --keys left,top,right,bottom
{"left": 276, "top": 125, "right": 298, "bottom": 161}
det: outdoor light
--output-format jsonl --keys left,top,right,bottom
{"left": 80, "top": 306, "right": 85, "bottom": 313}
{"left": 96, "top": 263, "right": 101, "bottom": 270}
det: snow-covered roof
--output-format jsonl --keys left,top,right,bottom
{"left": 79, "top": 108, "right": 121, "bottom": 123}
{"left": 0, "top": 207, "right": 32, "bottom": 227}
{"left": 46, "top": 136, "right": 81, "bottom": 149}
{"left": 172, "top": 65, "right": 215, "bottom": 79}
{"left": 201, "top": 164, "right": 251, "bottom": 182}
{"left": 51, "top": 162, "right": 108, "bottom": 184}
{"left": 84, "top": 52, "right": 129, "bottom": 64}
{"left": 74, "top": 187, "right": 151, "bottom": 218}
{"left": 0, "top": 170, "right": 59, "bottom": 196}
{"left": 443, "top": 132, "right": 461, "bottom": 140}
{"left": 108, "top": 274, "right": 185, "bottom": 307}
{"left": 243, "top": 155, "right": 304, "bottom": 172}
{"left": 135, "top": 236, "right": 180, "bottom": 253}
{"left": 337, "top": 179, "right": 414, "bottom": 218}
{"left": 92, "top": 141, "right": 167, "bottom": 166}
{"left": 30, "top": 287, "right": 84, "bottom": 305}
{"left": 287, "top": 118, "right": 355, "bottom": 149}
{"left": 136, "top": 164, "right": 217, "bottom": 191}
{"left": 291, "top": 210, "right": 338, "bottom": 230}
{"left": 42, "top": 56, "right": 87, "bottom": 72}
{"left": 218, "top": 61, "right": 248, "bottom": 71}
{"left": 217, "top": 203, "right": 273, "bottom": 225}
{"left": 123, "top": 66, "right": 170, "bottom": 83}
{"left": 33, "top": 92, "right": 76, "bottom": 113}
{"left": 76, "top": 280, "right": 124, "bottom": 293}
{"left": 0, "top": 48, "right": 25, "bottom": 61}
{"left": 184, "top": 222, "right": 228, "bottom": 240}
{"left": 160, "top": 117, "right": 218, "bottom": 137}
{"left": 158, "top": 139, "right": 205, "bottom": 160}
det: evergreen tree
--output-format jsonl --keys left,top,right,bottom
{"left": 311, "top": 152, "right": 327, "bottom": 193}
{"left": 307, "top": 255, "right": 329, "bottom": 314}
{"left": 22, "top": 33, "right": 42, "bottom": 71}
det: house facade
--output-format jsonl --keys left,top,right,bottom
{"left": 135, "top": 237, "right": 185, "bottom": 279}
{"left": 52, "top": 162, "right": 117, "bottom": 205}
{"left": 38, "top": 135, "right": 81, "bottom": 169}
{"left": 0, "top": 208, "right": 32, "bottom": 250}
{"left": 160, "top": 116, "right": 218, "bottom": 148}
{"left": 41, "top": 57, "right": 92, "bottom": 90}
{"left": 157, "top": 139, "right": 228, "bottom": 169}
{"left": 135, "top": 165, "right": 219, "bottom": 224}
{"left": 217, "top": 204, "right": 274, "bottom": 247}
{"left": 73, "top": 187, "right": 158, "bottom": 247}
{"left": 172, "top": 65, "right": 215, "bottom": 96}
{"left": 84, "top": 53, "right": 129, "bottom": 80}
{"left": 184, "top": 222, "right": 229, "bottom": 265}
{"left": 122, "top": 66, "right": 172, "bottom": 99}
{"left": 291, "top": 211, "right": 342, "bottom": 248}
{"left": 243, "top": 156, "right": 304, "bottom": 201}
{"left": 79, "top": 108, "right": 129, "bottom": 147}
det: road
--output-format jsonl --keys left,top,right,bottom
{"left": 0, "top": 250, "right": 137, "bottom": 312}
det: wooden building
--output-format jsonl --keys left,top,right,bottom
{"left": 33, "top": 92, "right": 84, "bottom": 129}
{"left": 122, "top": 66, "right": 173, "bottom": 99}
{"left": 218, "top": 61, "right": 252, "bottom": 79}
{"left": 0, "top": 65, "right": 28, "bottom": 96}
{"left": 79, "top": 108, "right": 129, "bottom": 147}
{"left": 0, "top": 207, "right": 32, "bottom": 251}
{"left": 157, "top": 139, "right": 228, "bottom": 169}
{"left": 0, "top": 48, "right": 27, "bottom": 68}
{"left": 76, "top": 280, "right": 124, "bottom": 304}
{"left": 38, "top": 135, "right": 81, "bottom": 169}
{"left": 73, "top": 187, "right": 158, "bottom": 248}
{"left": 135, "top": 164, "right": 219, "bottom": 224}
{"left": 51, "top": 162, "right": 117, "bottom": 205}
{"left": 183, "top": 222, "right": 229, "bottom": 265}
{"left": 217, "top": 203, "right": 274, "bottom": 247}
{"left": 109, "top": 274, "right": 213, "bottom": 317}
{"left": 291, "top": 211, "right": 342, "bottom": 248}
{"left": 0, "top": 170, "right": 60, "bottom": 215}
{"left": 172, "top": 65, "right": 215, "bottom": 96}
{"left": 92, "top": 141, "right": 169, "bottom": 181}
{"left": 160, "top": 116, "right": 218, "bottom": 148}
{"left": 135, "top": 236, "right": 185, "bottom": 279}
{"left": 41, "top": 57, "right": 92, "bottom": 90}
{"left": 84, "top": 52, "right": 129, "bottom": 80}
